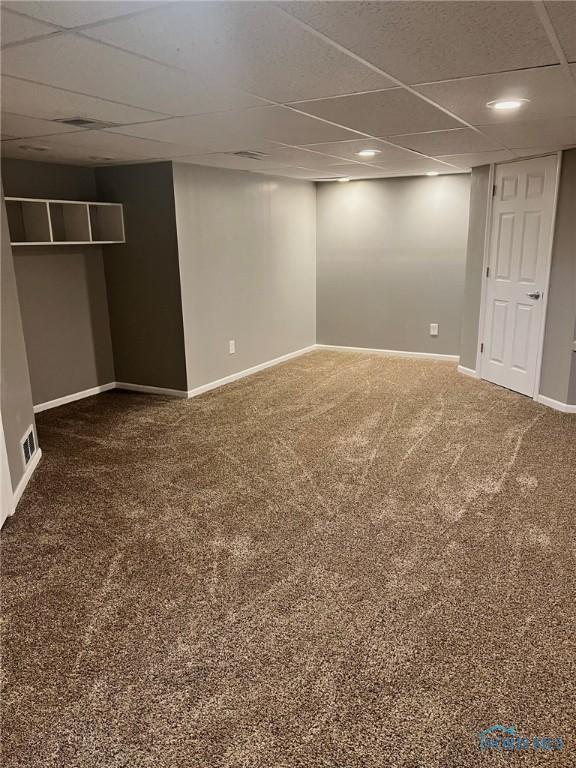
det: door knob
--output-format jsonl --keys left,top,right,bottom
{"left": 526, "top": 291, "right": 541, "bottom": 300}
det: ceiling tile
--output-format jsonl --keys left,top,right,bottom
{"left": 174, "top": 154, "right": 294, "bottom": 172}
{"left": 0, "top": 138, "right": 143, "bottom": 166}
{"left": 437, "top": 150, "right": 516, "bottom": 168}
{"left": 319, "top": 155, "right": 459, "bottom": 175}
{"left": 84, "top": 2, "right": 395, "bottom": 103}
{"left": 0, "top": 8, "right": 59, "bottom": 46}
{"left": 0, "top": 143, "right": 84, "bottom": 165}
{"left": 36, "top": 130, "right": 196, "bottom": 160}
{"left": 1, "top": 76, "right": 167, "bottom": 125}
{"left": 511, "top": 146, "right": 575, "bottom": 158}
{"left": 292, "top": 89, "right": 460, "bottom": 137}
{"left": 0, "top": 34, "right": 265, "bottom": 116}
{"left": 259, "top": 146, "right": 357, "bottom": 168}
{"left": 281, "top": 1, "right": 559, "bottom": 84}
{"left": 254, "top": 167, "right": 337, "bottom": 180}
{"left": 319, "top": 166, "right": 466, "bottom": 180}
{"left": 416, "top": 66, "right": 576, "bottom": 126}
{"left": 368, "top": 156, "right": 459, "bottom": 173}
{"left": 1, "top": 112, "right": 81, "bottom": 139}
{"left": 389, "top": 128, "right": 504, "bottom": 156}
{"left": 297, "top": 138, "right": 423, "bottom": 163}
{"left": 111, "top": 108, "right": 358, "bottom": 150}
{"left": 318, "top": 163, "right": 398, "bottom": 178}
{"left": 545, "top": 1, "right": 576, "bottom": 62}
{"left": 3, "top": 2, "right": 158, "bottom": 28}
{"left": 475, "top": 118, "right": 576, "bottom": 149}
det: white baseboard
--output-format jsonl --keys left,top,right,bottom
{"left": 115, "top": 382, "right": 189, "bottom": 398}
{"left": 457, "top": 365, "right": 480, "bottom": 378}
{"left": 34, "top": 383, "right": 116, "bottom": 413}
{"left": 34, "top": 381, "right": 189, "bottom": 412}
{"left": 32, "top": 348, "right": 316, "bottom": 413}
{"left": 315, "top": 344, "right": 459, "bottom": 362}
{"left": 31, "top": 343, "right": 461, "bottom": 414}
{"left": 13, "top": 448, "right": 42, "bottom": 508}
{"left": 536, "top": 394, "right": 576, "bottom": 414}
{"left": 187, "top": 345, "right": 316, "bottom": 398}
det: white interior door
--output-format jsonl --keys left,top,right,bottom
{"left": 481, "top": 155, "right": 559, "bottom": 397}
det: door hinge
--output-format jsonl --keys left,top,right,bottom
{"left": 480, "top": 342, "right": 484, "bottom": 353}
{"left": 486, "top": 266, "right": 490, "bottom": 278}
{"left": 492, "top": 184, "right": 497, "bottom": 197}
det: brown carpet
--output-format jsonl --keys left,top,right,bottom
{"left": 2, "top": 350, "right": 575, "bottom": 767}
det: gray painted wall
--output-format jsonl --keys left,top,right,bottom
{"left": 540, "top": 149, "right": 576, "bottom": 403}
{"left": 316, "top": 174, "right": 470, "bottom": 354}
{"left": 96, "top": 162, "right": 188, "bottom": 391}
{"left": 13, "top": 250, "right": 114, "bottom": 404}
{"left": 459, "top": 166, "right": 490, "bottom": 370}
{"left": 1, "top": 159, "right": 114, "bottom": 405}
{"left": 1, "top": 188, "right": 36, "bottom": 491}
{"left": 172, "top": 164, "right": 316, "bottom": 389}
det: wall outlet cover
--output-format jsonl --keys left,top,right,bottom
{"left": 430, "top": 323, "right": 439, "bottom": 336}
{"left": 229, "top": 340, "right": 236, "bottom": 354}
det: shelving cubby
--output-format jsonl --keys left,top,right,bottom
{"left": 5, "top": 197, "right": 125, "bottom": 246}
{"left": 6, "top": 199, "right": 52, "bottom": 245}
{"left": 88, "top": 203, "right": 125, "bottom": 244}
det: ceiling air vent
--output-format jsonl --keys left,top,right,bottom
{"left": 53, "top": 117, "right": 118, "bottom": 129}
{"left": 228, "top": 150, "right": 269, "bottom": 161}
{"left": 18, "top": 144, "right": 49, "bottom": 152}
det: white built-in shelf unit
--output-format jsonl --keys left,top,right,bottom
{"left": 6, "top": 197, "right": 125, "bottom": 246}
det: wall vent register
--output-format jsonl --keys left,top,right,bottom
{"left": 5, "top": 197, "right": 125, "bottom": 246}
{"left": 21, "top": 428, "right": 36, "bottom": 466}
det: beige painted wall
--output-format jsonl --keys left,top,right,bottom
{"left": 1, "top": 188, "right": 36, "bottom": 492}
{"left": 173, "top": 164, "right": 316, "bottom": 389}
{"left": 2, "top": 159, "right": 114, "bottom": 406}
{"left": 316, "top": 174, "right": 470, "bottom": 354}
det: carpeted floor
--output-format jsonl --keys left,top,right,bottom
{"left": 2, "top": 350, "right": 575, "bottom": 767}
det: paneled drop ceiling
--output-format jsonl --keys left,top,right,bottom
{"left": 1, "top": 1, "right": 575, "bottom": 180}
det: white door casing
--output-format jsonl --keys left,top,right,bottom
{"left": 481, "top": 155, "right": 559, "bottom": 397}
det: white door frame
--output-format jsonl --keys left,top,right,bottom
{"left": 475, "top": 151, "right": 562, "bottom": 401}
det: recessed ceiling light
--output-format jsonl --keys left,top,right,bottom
{"left": 486, "top": 98, "right": 529, "bottom": 111}
{"left": 426, "top": 171, "right": 440, "bottom": 176}
{"left": 356, "top": 149, "right": 381, "bottom": 158}
{"left": 337, "top": 177, "right": 351, "bottom": 183}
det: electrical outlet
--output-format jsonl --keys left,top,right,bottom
{"left": 229, "top": 340, "right": 236, "bottom": 354}
{"left": 430, "top": 323, "right": 439, "bottom": 337}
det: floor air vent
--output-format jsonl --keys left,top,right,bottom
{"left": 21, "top": 428, "right": 36, "bottom": 466}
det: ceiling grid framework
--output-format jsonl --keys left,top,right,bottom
{"left": 1, "top": 0, "right": 575, "bottom": 178}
